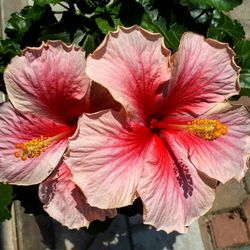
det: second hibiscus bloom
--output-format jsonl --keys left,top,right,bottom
{"left": 0, "top": 41, "right": 117, "bottom": 229}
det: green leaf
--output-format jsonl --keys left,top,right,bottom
{"left": 239, "top": 69, "right": 250, "bottom": 96}
{"left": 0, "top": 39, "right": 20, "bottom": 58}
{"left": 140, "top": 11, "right": 158, "bottom": 33}
{"left": 0, "top": 39, "right": 20, "bottom": 93}
{"left": 0, "top": 183, "right": 13, "bottom": 222}
{"left": 76, "top": 0, "right": 112, "bottom": 14}
{"left": 5, "top": 5, "right": 48, "bottom": 43}
{"left": 207, "top": 10, "right": 245, "bottom": 44}
{"left": 234, "top": 40, "right": 250, "bottom": 96}
{"left": 0, "top": 40, "right": 20, "bottom": 72}
{"left": 141, "top": 15, "right": 186, "bottom": 52}
{"left": 135, "top": 0, "right": 186, "bottom": 51}
{"left": 160, "top": 23, "right": 187, "bottom": 52}
{"left": 95, "top": 15, "right": 120, "bottom": 33}
{"left": 33, "top": 0, "right": 62, "bottom": 7}
{"left": 82, "top": 32, "right": 100, "bottom": 54}
{"left": 4, "top": 4, "right": 57, "bottom": 48}
{"left": 136, "top": 0, "right": 159, "bottom": 21}
{"left": 38, "top": 23, "right": 71, "bottom": 43}
{"left": 180, "top": 0, "right": 242, "bottom": 12}
{"left": 94, "top": 4, "right": 121, "bottom": 34}
{"left": 234, "top": 40, "right": 250, "bottom": 68}
{"left": 72, "top": 29, "right": 86, "bottom": 45}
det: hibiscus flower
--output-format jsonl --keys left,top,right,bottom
{"left": 65, "top": 26, "right": 250, "bottom": 233}
{"left": 0, "top": 41, "right": 116, "bottom": 229}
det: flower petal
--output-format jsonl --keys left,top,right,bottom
{"left": 138, "top": 134, "right": 215, "bottom": 233}
{"left": 0, "top": 102, "right": 69, "bottom": 185}
{"left": 175, "top": 104, "right": 250, "bottom": 183}
{"left": 39, "top": 163, "right": 116, "bottom": 229}
{"left": 65, "top": 110, "right": 151, "bottom": 209}
{"left": 83, "top": 82, "right": 121, "bottom": 113}
{"left": 165, "top": 32, "right": 240, "bottom": 116}
{"left": 86, "top": 26, "right": 171, "bottom": 123}
{"left": 4, "top": 41, "right": 89, "bottom": 124}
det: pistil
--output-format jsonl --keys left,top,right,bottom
{"left": 187, "top": 119, "right": 228, "bottom": 140}
{"left": 14, "top": 129, "right": 73, "bottom": 161}
{"left": 150, "top": 118, "right": 228, "bottom": 141}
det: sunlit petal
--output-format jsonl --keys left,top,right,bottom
{"left": 0, "top": 102, "right": 69, "bottom": 185}
{"left": 65, "top": 110, "right": 151, "bottom": 209}
{"left": 86, "top": 26, "right": 171, "bottom": 123}
{"left": 175, "top": 104, "right": 250, "bottom": 183}
{"left": 165, "top": 33, "right": 240, "bottom": 116}
{"left": 39, "top": 163, "right": 116, "bottom": 229}
{"left": 138, "top": 135, "right": 215, "bottom": 233}
{"left": 5, "top": 41, "right": 89, "bottom": 124}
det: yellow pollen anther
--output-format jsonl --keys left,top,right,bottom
{"left": 187, "top": 119, "right": 228, "bottom": 141}
{"left": 21, "top": 144, "right": 27, "bottom": 151}
{"left": 14, "top": 135, "right": 53, "bottom": 160}
{"left": 14, "top": 152, "right": 20, "bottom": 158}
{"left": 13, "top": 129, "right": 74, "bottom": 161}
{"left": 21, "top": 155, "right": 27, "bottom": 161}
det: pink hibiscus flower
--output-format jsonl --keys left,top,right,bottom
{"left": 0, "top": 41, "right": 116, "bottom": 229}
{"left": 65, "top": 26, "right": 250, "bottom": 233}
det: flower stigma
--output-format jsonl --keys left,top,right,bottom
{"left": 14, "top": 130, "right": 73, "bottom": 161}
{"left": 150, "top": 118, "right": 228, "bottom": 141}
{"left": 187, "top": 119, "right": 228, "bottom": 140}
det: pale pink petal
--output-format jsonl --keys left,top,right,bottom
{"left": 39, "top": 163, "right": 116, "bottom": 229}
{"left": 83, "top": 82, "right": 121, "bottom": 113}
{"left": 65, "top": 110, "right": 151, "bottom": 209}
{"left": 138, "top": 134, "right": 215, "bottom": 233}
{"left": 165, "top": 32, "right": 240, "bottom": 116}
{"left": 4, "top": 41, "right": 89, "bottom": 124}
{"left": 86, "top": 26, "right": 171, "bottom": 123}
{"left": 0, "top": 102, "right": 70, "bottom": 185}
{"left": 175, "top": 105, "right": 250, "bottom": 183}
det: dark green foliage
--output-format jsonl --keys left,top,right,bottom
{"left": 235, "top": 40, "right": 250, "bottom": 68}
{"left": 5, "top": 4, "right": 57, "bottom": 47}
{"left": 0, "top": 39, "right": 20, "bottom": 93}
{"left": 235, "top": 40, "right": 250, "bottom": 96}
{"left": 0, "top": 183, "right": 13, "bottom": 222}
{"left": 207, "top": 10, "right": 245, "bottom": 44}
{"left": 180, "top": 0, "right": 242, "bottom": 12}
